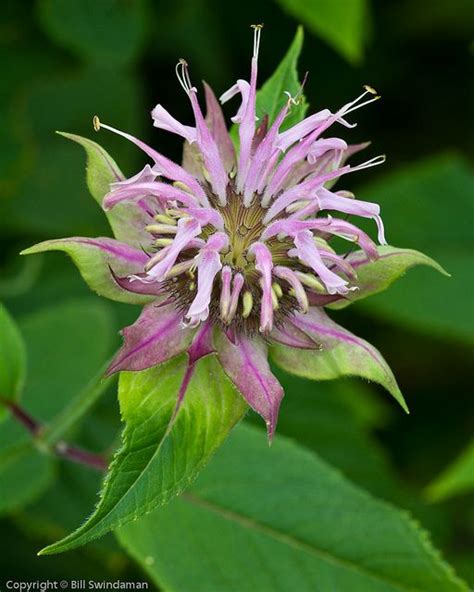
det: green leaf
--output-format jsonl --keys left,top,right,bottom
{"left": 231, "top": 27, "right": 308, "bottom": 145}
{"left": 39, "top": 354, "right": 248, "bottom": 555}
{"left": 0, "top": 303, "right": 26, "bottom": 419}
{"left": 357, "top": 154, "right": 474, "bottom": 342}
{"left": 256, "top": 26, "right": 308, "bottom": 131}
{"left": 275, "top": 0, "right": 370, "bottom": 63}
{"left": 38, "top": 0, "right": 148, "bottom": 67}
{"left": 0, "top": 299, "right": 115, "bottom": 452}
{"left": 56, "top": 132, "right": 150, "bottom": 247}
{"left": 117, "top": 424, "right": 467, "bottom": 592}
{"left": 329, "top": 246, "right": 449, "bottom": 310}
{"left": 0, "top": 443, "right": 55, "bottom": 516}
{"left": 260, "top": 367, "right": 399, "bottom": 499}
{"left": 21, "top": 238, "right": 153, "bottom": 305}
{"left": 425, "top": 440, "right": 474, "bottom": 502}
{"left": 2, "top": 67, "right": 143, "bottom": 238}
{"left": 270, "top": 313, "right": 408, "bottom": 413}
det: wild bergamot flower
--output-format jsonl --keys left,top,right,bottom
{"left": 24, "top": 27, "right": 416, "bottom": 439}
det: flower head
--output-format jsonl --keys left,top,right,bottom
{"left": 26, "top": 27, "right": 409, "bottom": 439}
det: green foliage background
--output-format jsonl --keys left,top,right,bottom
{"left": 0, "top": 0, "right": 473, "bottom": 589}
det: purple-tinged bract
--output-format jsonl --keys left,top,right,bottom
{"left": 27, "top": 27, "right": 402, "bottom": 439}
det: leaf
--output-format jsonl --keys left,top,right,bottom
{"left": 256, "top": 26, "right": 308, "bottom": 131}
{"left": 0, "top": 444, "right": 55, "bottom": 516}
{"left": 271, "top": 308, "right": 408, "bottom": 413}
{"left": 117, "top": 424, "right": 467, "bottom": 592}
{"left": 275, "top": 0, "right": 370, "bottom": 63}
{"left": 425, "top": 440, "right": 474, "bottom": 502}
{"left": 0, "top": 299, "right": 115, "bottom": 452}
{"left": 21, "top": 238, "right": 153, "bottom": 305}
{"left": 259, "top": 366, "right": 399, "bottom": 499}
{"left": 357, "top": 154, "right": 474, "bottom": 342}
{"left": 56, "top": 132, "right": 152, "bottom": 247}
{"left": 2, "top": 67, "right": 143, "bottom": 238}
{"left": 328, "top": 246, "right": 449, "bottom": 310}
{"left": 0, "top": 303, "right": 26, "bottom": 419}
{"left": 230, "top": 27, "right": 308, "bottom": 145}
{"left": 39, "top": 354, "right": 248, "bottom": 554}
{"left": 38, "top": 0, "right": 147, "bottom": 67}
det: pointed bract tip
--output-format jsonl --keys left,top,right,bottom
{"left": 92, "top": 115, "right": 101, "bottom": 132}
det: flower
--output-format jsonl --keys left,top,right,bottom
{"left": 24, "top": 27, "right": 407, "bottom": 439}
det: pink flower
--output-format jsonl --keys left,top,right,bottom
{"left": 26, "top": 27, "right": 401, "bottom": 440}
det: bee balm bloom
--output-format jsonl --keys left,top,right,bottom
{"left": 25, "top": 27, "right": 406, "bottom": 438}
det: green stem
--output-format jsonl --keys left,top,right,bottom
{"left": 41, "top": 361, "right": 117, "bottom": 445}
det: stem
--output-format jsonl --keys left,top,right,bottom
{"left": 0, "top": 396, "right": 108, "bottom": 472}
{"left": 42, "top": 361, "right": 117, "bottom": 445}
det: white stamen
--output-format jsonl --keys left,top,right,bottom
{"left": 175, "top": 59, "right": 195, "bottom": 95}
{"left": 251, "top": 24, "right": 263, "bottom": 59}
{"left": 350, "top": 154, "right": 386, "bottom": 171}
{"left": 92, "top": 115, "right": 101, "bottom": 132}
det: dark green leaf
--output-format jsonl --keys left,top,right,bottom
{"left": 38, "top": 0, "right": 148, "bottom": 67}
{"left": 0, "top": 444, "right": 54, "bottom": 516}
{"left": 118, "top": 424, "right": 467, "bottom": 592}
{"left": 39, "top": 354, "right": 248, "bottom": 554}
{"left": 256, "top": 26, "right": 308, "bottom": 130}
{"left": 358, "top": 154, "right": 474, "bottom": 342}
{"left": 425, "top": 440, "right": 474, "bottom": 502}
{"left": 0, "top": 303, "right": 26, "bottom": 419}
{"left": 275, "top": 0, "right": 370, "bottom": 63}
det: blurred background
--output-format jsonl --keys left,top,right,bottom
{"left": 0, "top": 0, "right": 473, "bottom": 588}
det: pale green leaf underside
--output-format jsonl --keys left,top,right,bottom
{"left": 39, "top": 355, "right": 248, "bottom": 555}
{"left": 270, "top": 332, "right": 408, "bottom": 413}
{"left": 425, "top": 440, "right": 474, "bottom": 502}
{"left": 117, "top": 424, "right": 467, "bottom": 592}
{"left": 329, "top": 246, "right": 449, "bottom": 310}
{"left": 20, "top": 239, "right": 151, "bottom": 305}
{"left": 57, "top": 132, "right": 150, "bottom": 247}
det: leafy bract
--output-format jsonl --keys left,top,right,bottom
{"left": 357, "top": 154, "right": 474, "bottom": 342}
{"left": 39, "top": 354, "right": 248, "bottom": 554}
{"left": 21, "top": 238, "right": 152, "bottom": 305}
{"left": 329, "top": 246, "right": 448, "bottom": 310}
{"left": 275, "top": 0, "right": 370, "bottom": 63}
{"left": 56, "top": 132, "right": 152, "bottom": 247}
{"left": 117, "top": 424, "right": 467, "bottom": 592}
{"left": 256, "top": 26, "right": 308, "bottom": 131}
{"left": 270, "top": 309, "right": 408, "bottom": 413}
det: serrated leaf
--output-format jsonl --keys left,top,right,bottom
{"left": 275, "top": 0, "right": 370, "bottom": 63}
{"left": 39, "top": 354, "right": 248, "bottom": 555}
{"left": 21, "top": 238, "right": 153, "bottom": 305}
{"left": 329, "top": 246, "right": 449, "bottom": 310}
{"left": 0, "top": 303, "right": 26, "bottom": 420}
{"left": 425, "top": 440, "right": 474, "bottom": 502}
{"left": 117, "top": 423, "right": 467, "bottom": 592}
{"left": 256, "top": 26, "right": 308, "bottom": 130}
